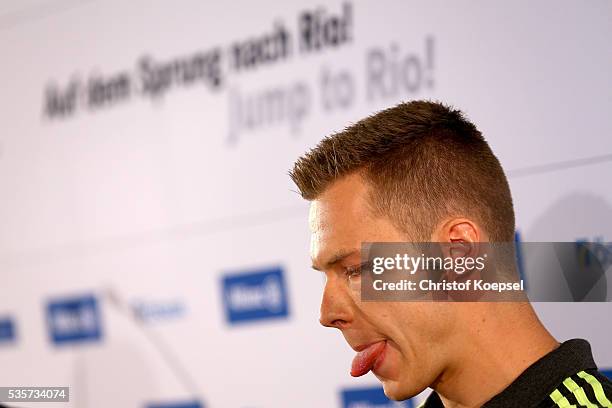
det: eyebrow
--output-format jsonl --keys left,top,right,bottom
{"left": 311, "top": 248, "right": 359, "bottom": 271}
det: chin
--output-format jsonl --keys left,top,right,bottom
{"left": 379, "top": 378, "right": 418, "bottom": 401}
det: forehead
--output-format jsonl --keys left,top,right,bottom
{"left": 309, "top": 174, "right": 373, "bottom": 234}
{"left": 309, "top": 174, "right": 404, "bottom": 266}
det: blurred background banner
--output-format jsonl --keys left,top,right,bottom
{"left": 0, "top": 0, "right": 611, "bottom": 407}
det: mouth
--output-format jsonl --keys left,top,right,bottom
{"left": 350, "top": 340, "right": 387, "bottom": 377}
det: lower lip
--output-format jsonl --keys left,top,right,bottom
{"left": 372, "top": 341, "right": 388, "bottom": 373}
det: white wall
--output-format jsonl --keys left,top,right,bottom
{"left": 0, "top": 1, "right": 611, "bottom": 407}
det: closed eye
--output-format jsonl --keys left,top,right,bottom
{"left": 344, "top": 260, "right": 370, "bottom": 278}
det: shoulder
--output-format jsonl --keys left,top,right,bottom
{"left": 543, "top": 369, "right": 612, "bottom": 408}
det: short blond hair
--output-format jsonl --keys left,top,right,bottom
{"left": 290, "top": 100, "right": 515, "bottom": 242}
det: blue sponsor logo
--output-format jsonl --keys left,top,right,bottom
{"left": 341, "top": 386, "right": 413, "bottom": 408}
{"left": 222, "top": 266, "right": 289, "bottom": 324}
{"left": 514, "top": 230, "right": 526, "bottom": 288}
{"left": 575, "top": 237, "right": 611, "bottom": 268}
{"left": 146, "top": 400, "right": 203, "bottom": 408}
{"left": 47, "top": 294, "right": 102, "bottom": 345}
{"left": 131, "top": 299, "right": 186, "bottom": 323}
{"left": 602, "top": 369, "right": 612, "bottom": 380}
{"left": 0, "top": 317, "right": 16, "bottom": 343}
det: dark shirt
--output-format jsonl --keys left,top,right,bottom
{"left": 419, "top": 339, "right": 612, "bottom": 408}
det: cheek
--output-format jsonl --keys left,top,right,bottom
{"left": 358, "top": 303, "right": 404, "bottom": 336}
{"left": 371, "top": 303, "right": 453, "bottom": 345}
{"left": 358, "top": 301, "right": 456, "bottom": 350}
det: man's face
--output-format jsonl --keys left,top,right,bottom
{"left": 309, "top": 174, "right": 458, "bottom": 400}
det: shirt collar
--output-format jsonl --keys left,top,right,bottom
{"left": 422, "top": 339, "right": 597, "bottom": 408}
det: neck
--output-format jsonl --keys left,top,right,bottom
{"left": 433, "top": 303, "right": 559, "bottom": 408}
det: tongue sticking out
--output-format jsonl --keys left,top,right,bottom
{"left": 351, "top": 341, "right": 386, "bottom": 377}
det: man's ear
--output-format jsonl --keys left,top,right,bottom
{"left": 432, "top": 218, "right": 482, "bottom": 258}
{"left": 433, "top": 218, "right": 481, "bottom": 243}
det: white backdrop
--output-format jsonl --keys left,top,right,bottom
{"left": 0, "top": 1, "right": 611, "bottom": 407}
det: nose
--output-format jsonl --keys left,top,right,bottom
{"left": 319, "top": 276, "right": 353, "bottom": 329}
